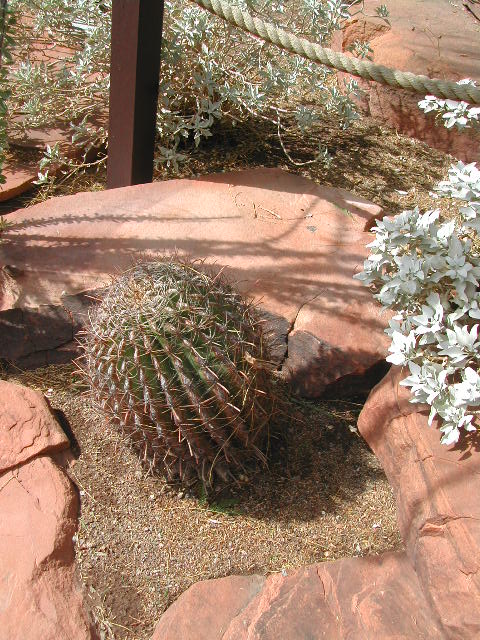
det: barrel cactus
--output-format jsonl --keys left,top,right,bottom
{"left": 79, "top": 258, "right": 280, "bottom": 487}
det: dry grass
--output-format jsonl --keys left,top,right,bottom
{"left": 5, "top": 364, "right": 402, "bottom": 640}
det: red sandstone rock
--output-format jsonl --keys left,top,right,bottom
{"left": 0, "top": 380, "right": 70, "bottom": 473}
{"left": 358, "top": 366, "right": 480, "bottom": 639}
{"left": 0, "top": 266, "right": 21, "bottom": 311}
{"left": 152, "top": 552, "right": 444, "bottom": 640}
{"left": 0, "top": 168, "right": 389, "bottom": 395}
{"left": 0, "top": 157, "right": 37, "bottom": 202}
{"left": 0, "top": 455, "right": 97, "bottom": 640}
{"left": 333, "top": 0, "right": 480, "bottom": 162}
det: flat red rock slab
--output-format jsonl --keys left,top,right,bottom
{"left": 358, "top": 367, "right": 480, "bottom": 638}
{"left": 333, "top": 0, "right": 480, "bottom": 162}
{"left": 0, "top": 157, "right": 37, "bottom": 202}
{"left": 0, "top": 168, "right": 389, "bottom": 394}
{"left": 152, "top": 552, "right": 444, "bottom": 639}
{"left": 0, "top": 380, "right": 69, "bottom": 473}
{"left": 0, "top": 455, "right": 98, "bottom": 640}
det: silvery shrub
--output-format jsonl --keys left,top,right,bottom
{"left": 356, "top": 81, "right": 480, "bottom": 445}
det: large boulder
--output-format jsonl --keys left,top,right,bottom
{"left": 358, "top": 367, "right": 480, "bottom": 639}
{"left": 0, "top": 168, "right": 389, "bottom": 397}
{"left": 0, "top": 381, "right": 97, "bottom": 640}
{"left": 152, "top": 552, "right": 444, "bottom": 640}
{"left": 333, "top": 0, "right": 480, "bottom": 162}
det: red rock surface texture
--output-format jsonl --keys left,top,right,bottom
{"left": 0, "top": 382, "right": 97, "bottom": 640}
{"left": 333, "top": 0, "right": 480, "bottom": 162}
{"left": 0, "top": 168, "right": 389, "bottom": 396}
{"left": 152, "top": 552, "right": 444, "bottom": 640}
{"left": 0, "top": 379, "right": 70, "bottom": 473}
{"left": 358, "top": 366, "right": 480, "bottom": 639}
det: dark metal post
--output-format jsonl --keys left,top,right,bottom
{"left": 107, "top": 0, "right": 164, "bottom": 189}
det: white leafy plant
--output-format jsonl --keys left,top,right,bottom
{"left": 356, "top": 88, "right": 480, "bottom": 444}
{"left": 418, "top": 80, "right": 480, "bottom": 132}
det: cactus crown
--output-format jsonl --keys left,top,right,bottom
{"left": 80, "top": 258, "right": 280, "bottom": 487}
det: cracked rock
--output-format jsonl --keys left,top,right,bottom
{"left": 0, "top": 381, "right": 97, "bottom": 639}
{"left": 0, "top": 455, "right": 98, "bottom": 640}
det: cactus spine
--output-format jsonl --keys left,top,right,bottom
{"left": 80, "top": 259, "right": 279, "bottom": 487}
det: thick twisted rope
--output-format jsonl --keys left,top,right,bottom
{"left": 191, "top": 0, "right": 480, "bottom": 104}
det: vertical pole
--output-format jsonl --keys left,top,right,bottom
{"left": 107, "top": 0, "right": 164, "bottom": 189}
